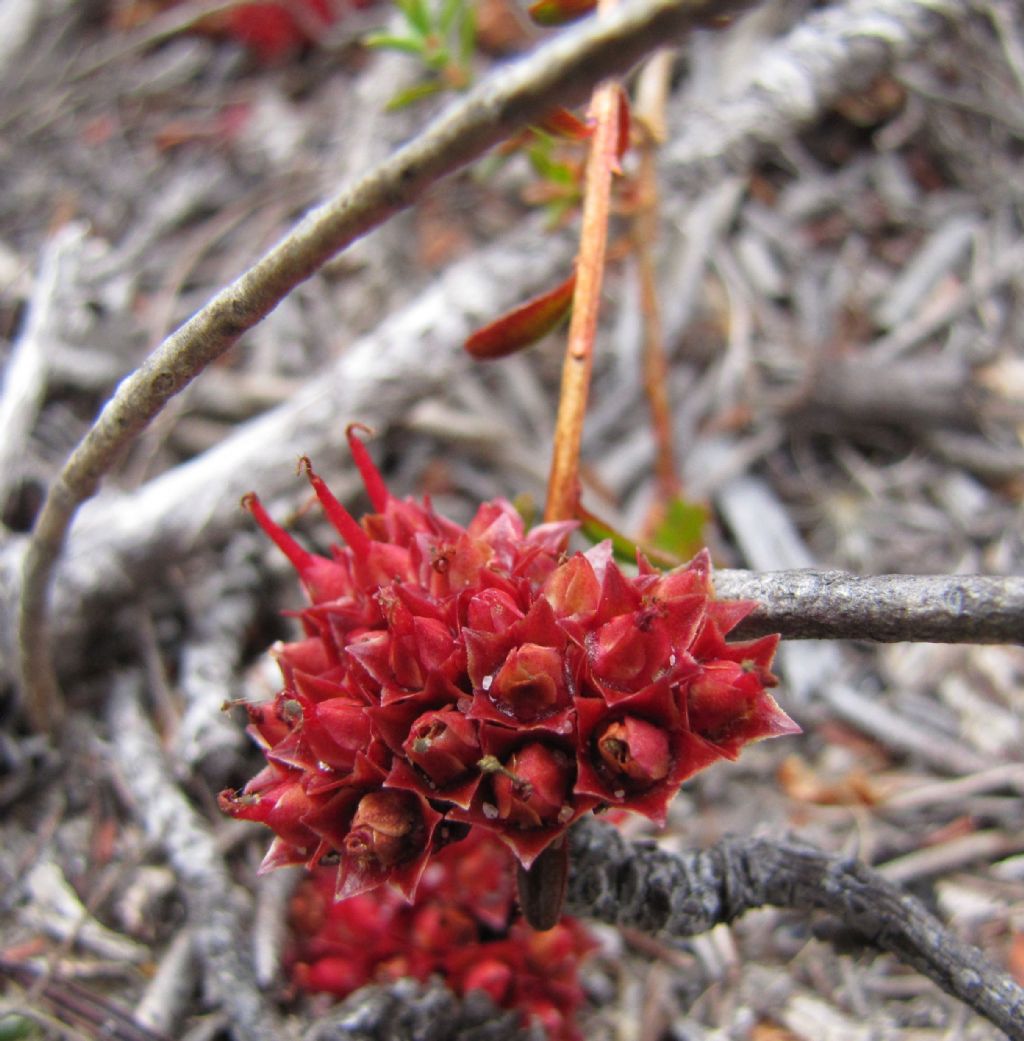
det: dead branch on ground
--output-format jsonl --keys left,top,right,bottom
{"left": 566, "top": 817, "right": 1024, "bottom": 1041}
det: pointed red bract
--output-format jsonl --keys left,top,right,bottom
{"left": 223, "top": 435, "right": 796, "bottom": 902}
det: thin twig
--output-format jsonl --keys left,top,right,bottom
{"left": 565, "top": 817, "right": 1024, "bottom": 1040}
{"left": 18, "top": 0, "right": 758, "bottom": 732}
{"left": 714, "top": 569, "right": 1024, "bottom": 645}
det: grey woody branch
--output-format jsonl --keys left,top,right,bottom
{"left": 565, "top": 817, "right": 1024, "bottom": 1040}
{"left": 302, "top": 979, "right": 532, "bottom": 1041}
{"left": 714, "top": 569, "right": 1024, "bottom": 645}
{"left": 17, "top": 0, "right": 759, "bottom": 731}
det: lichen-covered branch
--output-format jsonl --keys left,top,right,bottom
{"left": 566, "top": 817, "right": 1024, "bottom": 1040}
{"left": 714, "top": 569, "right": 1024, "bottom": 645}
{"left": 18, "top": 0, "right": 759, "bottom": 731}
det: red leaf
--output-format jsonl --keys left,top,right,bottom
{"left": 465, "top": 271, "right": 576, "bottom": 360}
{"left": 536, "top": 107, "right": 592, "bottom": 141}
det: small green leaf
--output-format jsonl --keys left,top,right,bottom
{"left": 650, "top": 496, "right": 709, "bottom": 561}
{"left": 527, "top": 0, "right": 597, "bottom": 26}
{"left": 526, "top": 142, "right": 577, "bottom": 187}
{"left": 423, "top": 44, "right": 450, "bottom": 70}
{"left": 457, "top": 4, "right": 476, "bottom": 67}
{"left": 578, "top": 513, "right": 645, "bottom": 565}
{"left": 438, "top": 0, "right": 464, "bottom": 35}
{"left": 0, "top": 1015, "right": 34, "bottom": 1041}
{"left": 363, "top": 32, "right": 426, "bottom": 54}
{"left": 396, "top": 0, "right": 433, "bottom": 37}
{"left": 577, "top": 507, "right": 683, "bottom": 569}
{"left": 542, "top": 194, "right": 580, "bottom": 229}
{"left": 386, "top": 79, "right": 446, "bottom": 110}
{"left": 512, "top": 493, "right": 538, "bottom": 530}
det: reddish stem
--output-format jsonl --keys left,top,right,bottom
{"left": 543, "top": 41, "right": 622, "bottom": 523}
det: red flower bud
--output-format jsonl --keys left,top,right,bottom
{"left": 411, "top": 904, "right": 478, "bottom": 951}
{"left": 294, "top": 956, "right": 365, "bottom": 997}
{"left": 460, "top": 957, "right": 515, "bottom": 1003}
{"left": 308, "top": 698, "right": 373, "bottom": 775}
{"left": 344, "top": 790, "right": 422, "bottom": 870}
{"left": 488, "top": 643, "right": 568, "bottom": 722}
{"left": 489, "top": 743, "right": 573, "bottom": 830}
{"left": 686, "top": 661, "right": 799, "bottom": 757}
{"left": 544, "top": 552, "right": 601, "bottom": 621}
{"left": 467, "top": 588, "right": 525, "bottom": 633}
{"left": 403, "top": 708, "right": 481, "bottom": 786}
{"left": 595, "top": 716, "right": 670, "bottom": 787}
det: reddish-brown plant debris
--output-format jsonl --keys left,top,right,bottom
{"left": 139, "top": 1, "right": 349, "bottom": 61}
{"left": 288, "top": 829, "right": 595, "bottom": 1041}
{"left": 219, "top": 427, "right": 797, "bottom": 899}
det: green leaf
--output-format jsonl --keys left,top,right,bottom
{"left": 386, "top": 79, "right": 446, "bottom": 110}
{"left": 650, "top": 496, "right": 709, "bottom": 561}
{"left": 457, "top": 4, "right": 476, "bottom": 66}
{"left": 578, "top": 513, "right": 645, "bottom": 565}
{"left": 542, "top": 195, "right": 579, "bottom": 229}
{"left": 438, "top": 0, "right": 464, "bottom": 36}
{"left": 0, "top": 1016, "right": 34, "bottom": 1041}
{"left": 526, "top": 142, "right": 577, "bottom": 187}
{"left": 527, "top": 0, "right": 597, "bottom": 26}
{"left": 512, "top": 493, "right": 538, "bottom": 530}
{"left": 423, "top": 44, "right": 450, "bottom": 70}
{"left": 396, "top": 0, "right": 433, "bottom": 37}
{"left": 363, "top": 32, "right": 426, "bottom": 54}
{"left": 577, "top": 507, "right": 683, "bottom": 569}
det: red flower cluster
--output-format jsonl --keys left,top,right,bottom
{"left": 219, "top": 427, "right": 797, "bottom": 899}
{"left": 289, "top": 830, "right": 594, "bottom": 1041}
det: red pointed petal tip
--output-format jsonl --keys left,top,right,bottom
{"left": 762, "top": 695, "right": 802, "bottom": 738}
{"left": 299, "top": 456, "right": 371, "bottom": 555}
{"left": 242, "top": 492, "right": 315, "bottom": 572}
{"left": 346, "top": 423, "right": 391, "bottom": 513}
{"left": 243, "top": 492, "right": 346, "bottom": 602}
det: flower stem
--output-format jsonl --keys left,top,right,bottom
{"left": 543, "top": 12, "right": 622, "bottom": 523}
